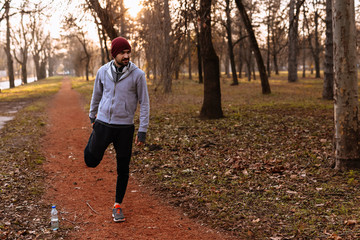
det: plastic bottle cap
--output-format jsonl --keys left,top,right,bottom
{"left": 52, "top": 205, "right": 56, "bottom": 208}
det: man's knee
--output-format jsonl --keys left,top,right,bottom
{"left": 84, "top": 147, "right": 101, "bottom": 168}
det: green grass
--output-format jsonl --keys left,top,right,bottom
{"left": 0, "top": 76, "right": 62, "bottom": 101}
{"left": 71, "top": 76, "right": 95, "bottom": 112}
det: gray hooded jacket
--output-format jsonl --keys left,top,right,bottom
{"left": 89, "top": 60, "right": 150, "bottom": 133}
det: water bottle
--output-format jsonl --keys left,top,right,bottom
{"left": 51, "top": 205, "right": 59, "bottom": 231}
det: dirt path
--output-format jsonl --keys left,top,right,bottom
{"left": 42, "top": 78, "right": 235, "bottom": 240}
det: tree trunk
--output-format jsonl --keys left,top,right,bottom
{"left": 246, "top": 55, "right": 251, "bottom": 81}
{"left": 162, "top": 0, "right": 172, "bottom": 93}
{"left": 272, "top": 33, "right": 279, "bottom": 75}
{"left": 273, "top": 52, "right": 279, "bottom": 75}
{"left": 323, "top": 0, "right": 334, "bottom": 100}
{"left": 235, "top": 0, "right": 271, "bottom": 94}
{"left": 196, "top": 23, "right": 203, "bottom": 84}
{"left": 302, "top": 6, "right": 306, "bottom": 78}
{"left": 48, "top": 52, "right": 55, "bottom": 77}
{"left": 199, "top": 0, "right": 223, "bottom": 119}
{"left": 267, "top": 6, "right": 271, "bottom": 78}
{"left": 333, "top": 0, "right": 360, "bottom": 170}
{"left": 314, "top": 11, "right": 320, "bottom": 78}
{"left": 87, "top": 0, "right": 118, "bottom": 40}
{"left": 85, "top": 58, "right": 90, "bottom": 81}
{"left": 187, "top": 31, "right": 192, "bottom": 80}
{"left": 252, "top": 59, "right": 256, "bottom": 80}
{"left": 102, "top": 29, "right": 111, "bottom": 62}
{"left": 225, "top": 0, "right": 238, "bottom": 85}
{"left": 22, "top": 54, "right": 27, "bottom": 84}
{"left": 96, "top": 21, "right": 106, "bottom": 65}
{"left": 39, "top": 59, "right": 47, "bottom": 80}
{"left": 119, "top": 0, "right": 127, "bottom": 37}
{"left": 33, "top": 54, "right": 40, "bottom": 80}
{"left": 288, "top": 0, "right": 298, "bottom": 82}
{"left": 5, "top": 1, "right": 14, "bottom": 88}
{"left": 238, "top": 55, "right": 243, "bottom": 78}
{"left": 153, "top": 62, "right": 157, "bottom": 83}
{"left": 78, "top": 35, "right": 91, "bottom": 81}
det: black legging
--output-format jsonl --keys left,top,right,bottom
{"left": 84, "top": 121, "right": 134, "bottom": 204}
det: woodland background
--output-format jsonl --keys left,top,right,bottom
{"left": 1, "top": 0, "right": 360, "bottom": 239}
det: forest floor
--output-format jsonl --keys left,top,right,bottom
{"left": 1, "top": 74, "right": 360, "bottom": 239}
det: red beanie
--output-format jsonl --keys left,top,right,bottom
{"left": 111, "top": 37, "right": 131, "bottom": 58}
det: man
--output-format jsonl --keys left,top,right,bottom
{"left": 84, "top": 36, "right": 150, "bottom": 222}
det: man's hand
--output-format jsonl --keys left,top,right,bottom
{"left": 90, "top": 117, "right": 96, "bottom": 124}
{"left": 135, "top": 135, "right": 144, "bottom": 146}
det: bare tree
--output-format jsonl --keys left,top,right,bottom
{"left": 47, "top": 40, "right": 56, "bottom": 77}
{"left": 119, "top": 0, "right": 127, "bottom": 37}
{"left": 63, "top": 15, "right": 93, "bottom": 81}
{"left": 92, "top": 11, "right": 110, "bottom": 65}
{"left": 322, "top": 0, "right": 333, "bottom": 100}
{"left": 184, "top": 0, "right": 193, "bottom": 80}
{"left": 302, "top": 5, "right": 306, "bottom": 78}
{"left": 162, "top": 0, "right": 172, "bottom": 93}
{"left": 30, "top": 10, "right": 49, "bottom": 80}
{"left": 86, "top": 0, "right": 119, "bottom": 40}
{"left": 139, "top": 0, "right": 188, "bottom": 92}
{"left": 270, "top": 6, "right": 287, "bottom": 75}
{"left": 234, "top": 0, "right": 271, "bottom": 94}
{"left": 266, "top": 0, "right": 271, "bottom": 77}
{"left": 138, "top": 2, "right": 162, "bottom": 85}
{"left": 304, "top": 1, "right": 322, "bottom": 79}
{"left": 288, "top": 0, "right": 305, "bottom": 82}
{"left": 199, "top": 0, "right": 223, "bottom": 119}
{"left": 12, "top": 5, "right": 33, "bottom": 84}
{"left": 288, "top": 0, "right": 298, "bottom": 82}
{"left": 333, "top": 0, "right": 360, "bottom": 170}
{"left": 224, "top": 0, "right": 238, "bottom": 85}
{"left": 194, "top": 13, "right": 203, "bottom": 83}
{"left": 4, "top": 0, "right": 15, "bottom": 88}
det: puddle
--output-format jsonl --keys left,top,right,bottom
{"left": 0, "top": 101, "right": 28, "bottom": 130}
{"left": 6, "top": 110, "right": 18, "bottom": 114}
{"left": 0, "top": 116, "right": 14, "bottom": 130}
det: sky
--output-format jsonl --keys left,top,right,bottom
{"left": 0, "top": 0, "right": 143, "bottom": 45}
{"left": 3, "top": 0, "right": 360, "bottom": 44}
{"left": 46, "top": 0, "right": 143, "bottom": 40}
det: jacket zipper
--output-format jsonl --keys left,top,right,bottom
{"left": 109, "top": 80, "right": 116, "bottom": 122}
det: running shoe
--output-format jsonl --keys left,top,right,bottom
{"left": 112, "top": 204, "right": 125, "bottom": 222}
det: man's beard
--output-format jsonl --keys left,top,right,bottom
{"left": 115, "top": 58, "right": 129, "bottom": 66}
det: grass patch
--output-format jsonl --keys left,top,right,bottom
{"left": 73, "top": 74, "right": 360, "bottom": 239}
{"left": 71, "top": 76, "right": 95, "bottom": 112}
{"left": 0, "top": 76, "right": 62, "bottom": 101}
{"left": 0, "top": 76, "right": 64, "bottom": 239}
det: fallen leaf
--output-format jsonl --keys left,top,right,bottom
{"left": 290, "top": 174, "right": 297, "bottom": 179}
{"left": 344, "top": 220, "right": 357, "bottom": 226}
{"left": 329, "top": 233, "right": 342, "bottom": 240}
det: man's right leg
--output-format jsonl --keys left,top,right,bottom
{"left": 84, "top": 121, "right": 112, "bottom": 168}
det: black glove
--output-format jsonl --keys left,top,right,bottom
{"left": 90, "top": 117, "right": 96, "bottom": 124}
{"left": 137, "top": 132, "right": 146, "bottom": 143}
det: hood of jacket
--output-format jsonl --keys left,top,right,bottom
{"left": 105, "top": 60, "right": 138, "bottom": 82}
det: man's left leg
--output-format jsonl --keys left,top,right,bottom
{"left": 112, "top": 125, "right": 134, "bottom": 222}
